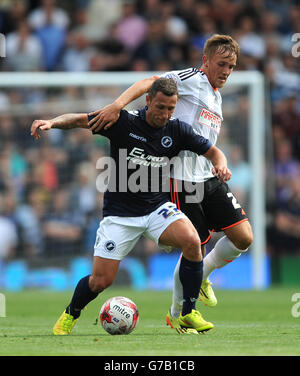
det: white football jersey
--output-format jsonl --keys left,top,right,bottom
{"left": 161, "top": 68, "right": 223, "bottom": 182}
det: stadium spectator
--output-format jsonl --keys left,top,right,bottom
{"left": 190, "top": 17, "right": 217, "bottom": 52}
{"left": 90, "top": 23, "right": 130, "bottom": 72}
{"left": 29, "top": 144, "right": 59, "bottom": 192}
{"left": 68, "top": 6, "right": 98, "bottom": 43}
{"left": 160, "top": 1, "right": 188, "bottom": 45}
{"left": 84, "top": 0, "right": 122, "bottom": 42}
{"left": 0, "top": 92, "right": 10, "bottom": 112}
{"left": 27, "top": 0, "right": 69, "bottom": 71}
{"left": 271, "top": 54, "right": 300, "bottom": 97}
{"left": 15, "top": 187, "right": 46, "bottom": 257}
{"left": 174, "top": 0, "right": 199, "bottom": 34}
{"left": 0, "top": 141, "right": 28, "bottom": 200}
{"left": 27, "top": 0, "right": 70, "bottom": 31}
{"left": 0, "top": 213, "right": 18, "bottom": 260}
{"left": 62, "top": 31, "right": 96, "bottom": 72}
{"left": 268, "top": 176, "right": 300, "bottom": 255}
{"left": 260, "top": 10, "right": 281, "bottom": 40}
{"left": 264, "top": 34, "right": 284, "bottom": 84}
{"left": 235, "top": 15, "right": 266, "bottom": 69}
{"left": 131, "top": 57, "right": 150, "bottom": 72}
{"left": 114, "top": 0, "right": 148, "bottom": 52}
{"left": 70, "top": 161, "right": 97, "bottom": 216}
{"left": 227, "top": 144, "right": 251, "bottom": 207}
{"left": 132, "top": 16, "right": 171, "bottom": 70}
{"left": 138, "top": 0, "right": 162, "bottom": 19}
{"left": 272, "top": 94, "right": 300, "bottom": 152}
{"left": 5, "top": 19, "right": 43, "bottom": 71}
{"left": 209, "top": 0, "right": 239, "bottom": 33}
{"left": 274, "top": 138, "right": 300, "bottom": 203}
{"left": 0, "top": 0, "right": 28, "bottom": 35}
{"left": 42, "top": 188, "right": 84, "bottom": 257}
{"left": 0, "top": 114, "right": 16, "bottom": 143}
{"left": 34, "top": 22, "right": 67, "bottom": 71}
{"left": 0, "top": 190, "right": 18, "bottom": 260}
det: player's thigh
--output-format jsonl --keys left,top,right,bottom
{"left": 159, "top": 217, "right": 200, "bottom": 248}
{"left": 202, "top": 181, "right": 248, "bottom": 233}
{"left": 145, "top": 202, "right": 198, "bottom": 249}
{"left": 159, "top": 217, "right": 202, "bottom": 262}
{"left": 145, "top": 202, "right": 200, "bottom": 251}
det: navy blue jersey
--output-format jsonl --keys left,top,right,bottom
{"left": 89, "top": 108, "right": 212, "bottom": 217}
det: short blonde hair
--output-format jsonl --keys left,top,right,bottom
{"left": 203, "top": 34, "right": 240, "bottom": 59}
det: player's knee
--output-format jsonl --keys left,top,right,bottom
{"left": 181, "top": 233, "right": 202, "bottom": 261}
{"left": 228, "top": 222, "right": 253, "bottom": 251}
{"left": 234, "top": 231, "right": 253, "bottom": 251}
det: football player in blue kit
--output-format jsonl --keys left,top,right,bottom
{"left": 88, "top": 34, "right": 254, "bottom": 331}
{"left": 31, "top": 78, "right": 231, "bottom": 335}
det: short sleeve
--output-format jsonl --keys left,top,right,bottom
{"left": 179, "top": 121, "right": 212, "bottom": 155}
{"left": 88, "top": 110, "right": 128, "bottom": 139}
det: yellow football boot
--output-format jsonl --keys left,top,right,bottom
{"left": 166, "top": 310, "right": 198, "bottom": 335}
{"left": 53, "top": 311, "right": 78, "bottom": 335}
{"left": 199, "top": 279, "right": 217, "bottom": 307}
{"left": 179, "top": 309, "right": 214, "bottom": 333}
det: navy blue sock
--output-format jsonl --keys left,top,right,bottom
{"left": 179, "top": 256, "right": 203, "bottom": 316}
{"left": 66, "top": 275, "right": 98, "bottom": 319}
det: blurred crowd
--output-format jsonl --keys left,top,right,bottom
{"left": 0, "top": 0, "right": 299, "bottom": 261}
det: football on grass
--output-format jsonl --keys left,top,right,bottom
{"left": 99, "top": 296, "right": 139, "bottom": 335}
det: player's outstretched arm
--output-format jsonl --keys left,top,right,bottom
{"left": 88, "top": 76, "right": 157, "bottom": 132}
{"left": 30, "top": 113, "right": 88, "bottom": 140}
{"left": 204, "top": 145, "right": 232, "bottom": 182}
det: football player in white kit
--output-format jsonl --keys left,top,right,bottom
{"left": 89, "top": 34, "right": 254, "bottom": 332}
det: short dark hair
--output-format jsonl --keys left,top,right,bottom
{"left": 148, "top": 77, "right": 178, "bottom": 99}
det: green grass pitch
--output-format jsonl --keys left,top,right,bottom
{"left": 0, "top": 287, "right": 300, "bottom": 356}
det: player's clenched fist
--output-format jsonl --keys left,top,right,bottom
{"left": 212, "top": 166, "right": 232, "bottom": 183}
{"left": 30, "top": 119, "right": 53, "bottom": 140}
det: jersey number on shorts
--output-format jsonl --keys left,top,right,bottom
{"left": 227, "top": 192, "right": 241, "bottom": 209}
{"left": 158, "top": 205, "right": 180, "bottom": 219}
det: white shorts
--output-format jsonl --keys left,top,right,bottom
{"left": 94, "top": 202, "right": 187, "bottom": 260}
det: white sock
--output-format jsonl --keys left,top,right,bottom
{"left": 170, "top": 254, "right": 183, "bottom": 318}
{"left": 170, "top": 236, "right": 248, "bottom": 317}
{"left": 202, "top": 236, "right": 247, "bottom": 281}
